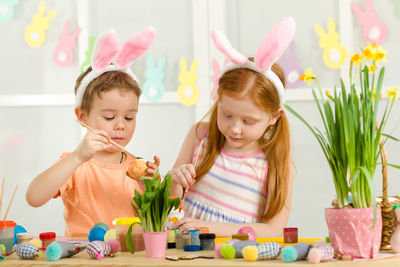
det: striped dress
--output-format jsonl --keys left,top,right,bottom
{"left": 183, "top": 135, "right": 268, "bottom": 224}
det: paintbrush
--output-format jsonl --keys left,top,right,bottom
{"left": 179, "top": 139, "right": 203, "bottom": 211}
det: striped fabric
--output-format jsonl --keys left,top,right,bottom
{"left": 317, "top": 244, "right": 334, "bottom": 260}
{"left": 86, "top": 241, "right": 111, "bottom": 259}
{"left": 183, "top": 135, "right": 268, "bottom": 224}
{"left": 257, "top": 242, "right": 281, "bottom": 260}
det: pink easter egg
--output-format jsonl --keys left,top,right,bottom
{"left": 237, "top": 226, "right": 257, "bottom": 241}
{"left": 215, "top": 243, "right": 223, "bottom": 258}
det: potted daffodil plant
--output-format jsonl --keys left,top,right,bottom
{"left": 126, "top": 171, "right": 181, "bottom": 258}
{"left": 285, "top": 43, "right": 399, "bottom": 258}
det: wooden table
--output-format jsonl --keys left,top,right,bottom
{"left": 4, "top": 249, "right": 400, "bottom": 267}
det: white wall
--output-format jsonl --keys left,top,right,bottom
{"left": 0, "top": 0, "right": 400, "bottom": 239}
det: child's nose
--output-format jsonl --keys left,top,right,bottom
{"left": 114, "top": 118, "right": 125, "bottom": 130}
{"left": 230, "top": 121, "right": 241, "bottom": 135}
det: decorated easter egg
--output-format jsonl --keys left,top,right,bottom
{"left": 127, "top": 158, "right": 147, "bottom": 180}
{"left": 237, "top": 226, "right": 257, "bottom": 241}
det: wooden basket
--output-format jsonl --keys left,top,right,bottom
{"left": 378, "top": 138, "right": 400, "bottom": 250}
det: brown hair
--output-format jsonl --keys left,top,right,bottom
{"left": 195, "top": 63, "right": 292, "bottom": 221}
{"left": 75, "top": 67, "right": 141, "bottom": 113}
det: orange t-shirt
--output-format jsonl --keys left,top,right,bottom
{"left": 53, "top": 152, "right": 142, "bottom": 237}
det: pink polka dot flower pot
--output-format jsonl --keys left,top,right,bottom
{"left": 143, "top": 231, "right": 168, "bottom": 258}
{"left": 325, "top": 206, "right": 382, "bottom": 259}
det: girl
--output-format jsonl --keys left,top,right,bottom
{"left": 170, "top": 18, "right": 295, "bottom": 237}
{"left": 26, "top": 28, "right": 160, "bottom": 237}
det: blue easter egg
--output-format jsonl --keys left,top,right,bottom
{"left": 88, "top": 227, "right": 106, "bottom": 242}
{"left": 93, "top": 222, "right": 109, "bottom": 232}
{"left": 13, "top": 225, "right": 27, "bottom": 245}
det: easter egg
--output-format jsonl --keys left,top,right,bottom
{"left": 88, "top": 227, "right": 106, "bottom": 242}
{"left": 13, "top": 225, "right": 27, "bottom": 245}
{"left": 127, "top": 158, "right": 147, "bottom": 180}
{"left": 237, "top": 226, "right": 257, "bottom": 241}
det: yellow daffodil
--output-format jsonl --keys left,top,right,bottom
{"left": 362, "top": 43, "right": 377, "bottom": 61}
{"left": 368, "top": 65, "right": 377, "bottom": 72}
{"left": 373, "top": 46, "right": 387, "bottom": 65}
{"left": 325, "top": 90, "right": 332, "bottom": 97}
{"left": 386, "top": 87, "right": 399, "bottom": 101}
{"left": 351, "top": 53, "right": 363, "bottom": 66}
{"left": 299, "top": 68, "right": 316, "bottom": 85}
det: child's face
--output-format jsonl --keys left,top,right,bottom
{"left": 82, "top": 88, "right": 138, "bottom": 152}
{"left": 217, "top": 94, "right": 279, "bottom": 152}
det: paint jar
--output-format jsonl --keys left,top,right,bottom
{"left": 113, "top": 217, "right": 144, "bottom": 252}
{"left": 167, "top": 229, "right": 176, "bottom": 248}
{"left": 232, "top": 234, "right": 249, "bottom": 241}
{"left": 199, "top": 233, "right": 215, "bottom": 250}
{"left": 187, "top": 229, "right": 201, "bottom": 246}
{"left": 283, "top": 227, "right": 298, "bottom": 243}
{"left": 0, "top": 220, "right": 16, "bottom": 253}
{"left": 182, "top": 232, "right": 191, "bottom": 247}
{"left": 175, "top": 231, "right": 187, "bottom": 249}
{"left": 17, "top": 232, "right": 33, "bottom": 244}
{"left": 39, "top": 232, "right": 56, "bottom": 250}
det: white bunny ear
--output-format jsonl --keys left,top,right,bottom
{"left": 92, "top": 29, "right": 120, "bottom": 72}
{"left": 116, "top": 27, "right": 156, "bottom": 68}
{"left": 211, "top": 29, "right": 247, "bottom": 65}
{"left": 255, "top": 17, "right": 295, "bottom": 70}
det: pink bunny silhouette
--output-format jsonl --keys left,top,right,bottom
{"left": 53, "top": 21, "right": 81, "bottom": 67}
{"left": 210, "top": 58, "right": 229, "bottom": 102}
{"left": 278, "top": 42, "right": 304, "bottom": 89}
{"left": 351, "top": 0, "right": 387, "bottom": 45}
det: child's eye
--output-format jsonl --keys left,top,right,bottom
{"left": 225, "top": 114, "right": 232, "bottom": 119}
{"left": 125, "top": 117, "right": 134, "bottom": 121}
{"left": 104, "top": 117, "right": 114, "bottom": 121}
{"left": 243, "top": 120, "right": 254, "bottom": 125}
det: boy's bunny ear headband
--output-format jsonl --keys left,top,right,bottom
{"left": 211, "top": 17, "right": 295, "bottom": 107}
{"left": 75, "top": 27, "right": 156, "bottom": 107}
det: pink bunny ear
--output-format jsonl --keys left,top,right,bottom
{"left": 255, "top": 17, "right": 296, "bottom": 70}
{"left": 116, "top": 27, "right": 156, "bottom": 68}
{"left": 211, "top": 30, "right": 247, "bottom": 65}
{"left": 92, "top": 29, "right": 120, "bottom": 72}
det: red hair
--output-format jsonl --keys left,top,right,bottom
{"left": 195, "top": 63, "right": 292, "bottom": 221}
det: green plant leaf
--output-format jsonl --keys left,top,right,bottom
{"left": 126, "top": 221, "right": 141, "bottom": 254}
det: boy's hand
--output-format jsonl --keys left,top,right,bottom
{"left": 169, "top": 164, "right": 196, "bottom": 189}
{"left": 74, "top": 130, "right": 112, "bottom": 162}
{"left": 146, "top": 155, "right": 160, "bottom": 176}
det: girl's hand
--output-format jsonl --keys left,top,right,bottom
{"left": 146, "top": 155, "right": 160, "bottom": 176}
{"left": 73, "top": 130, "right": 112, "bottom": 162}
{"left": 174, "top": 217, "right": 213, "bottom": 233}
{"left": 169, "top": 164, "right": 196, "bottom": 189}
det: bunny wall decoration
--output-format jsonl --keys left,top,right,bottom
{"left": 177, "top": 58, "right": 199, "bottom": 106}
{"left": 315, "top": 18, "right": 348, "bottom": 69}
{"left": 24, "top": 1, "right": 55, "bottom": 47}
{"left": 80, "top": 35, "right": 96, "bottom": 73}
{"left": 143, "top": 54, "right": 166, "bottom": 102}
{"left": 351, "top": 0, "right": 387, "bottom": 45}
{"left": 0, "top": 0, "right": 19, "bottom": 21}
{"left": 278, "top": 42, "right": 304, "bottom": 89}
{"left": 53, "top": 21, "right": 81, "bottom": 67}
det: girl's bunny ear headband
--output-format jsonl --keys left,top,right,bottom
{"left": 211, "top": 17, "right": 295, "bottom": 107}
{"left": 75, "top": 27, "right": 156, "bottom": 107}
